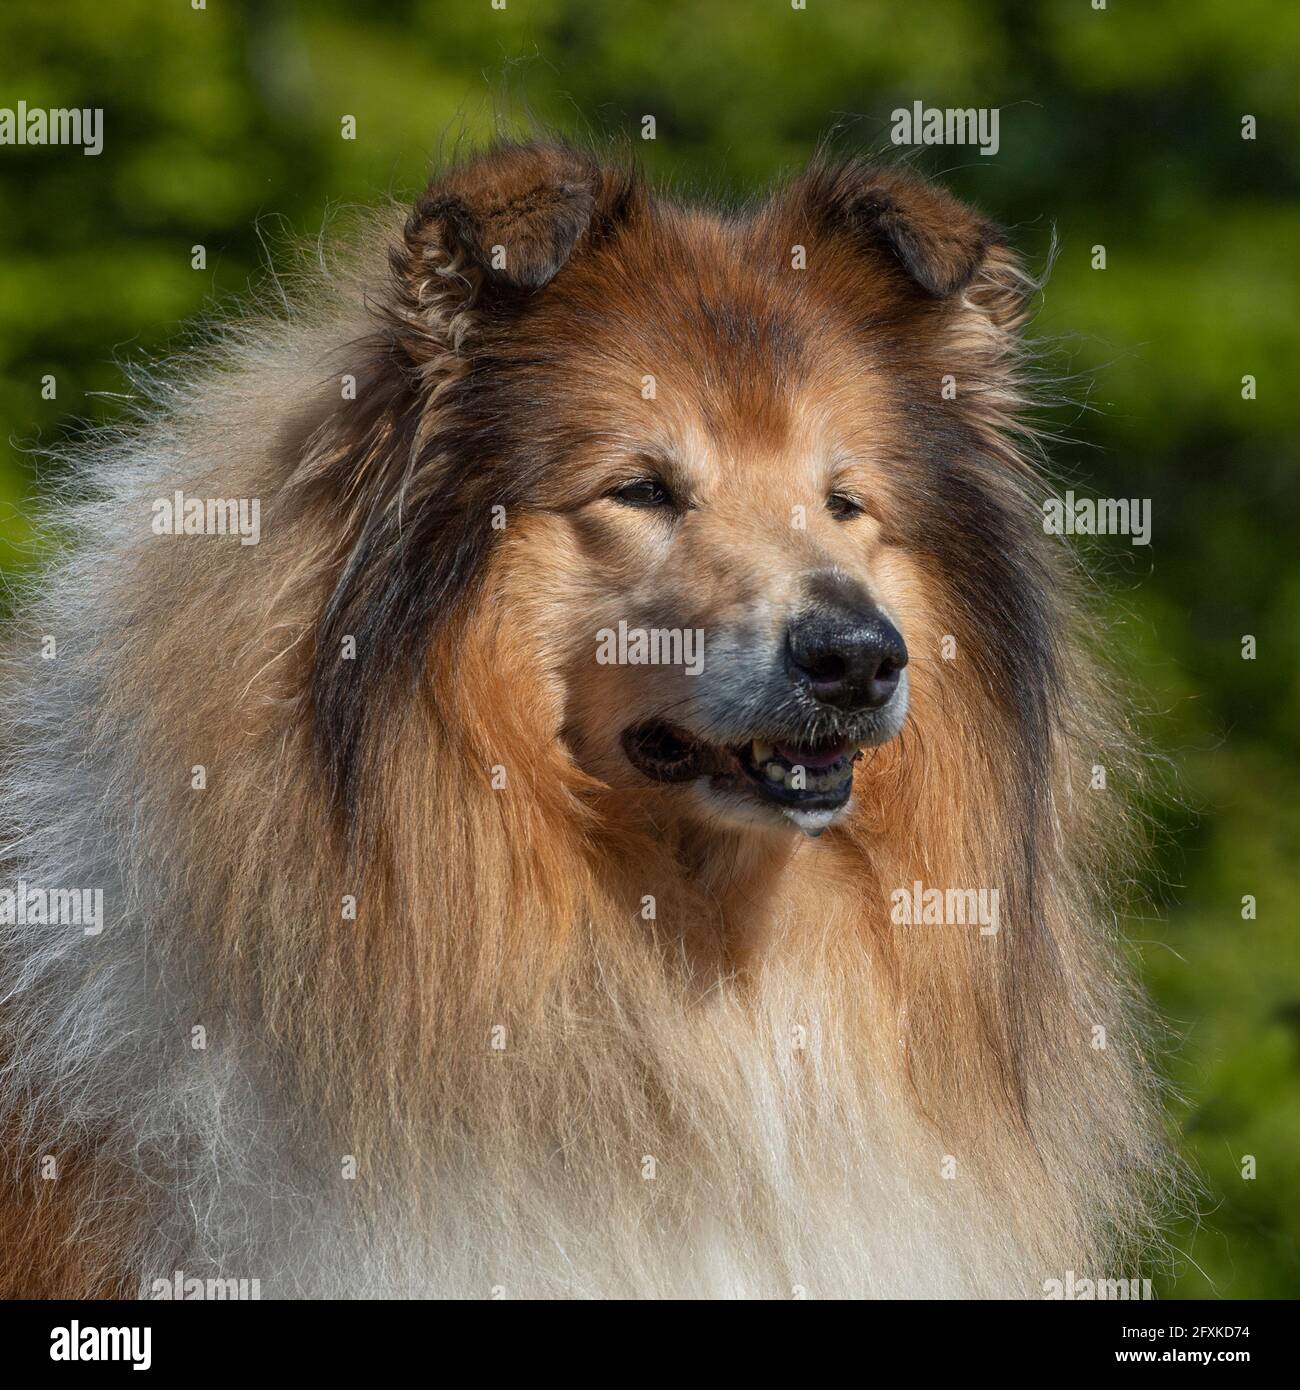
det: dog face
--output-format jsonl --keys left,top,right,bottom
{"left": 316, "top": 145, "right": 1040, "bottom": 835}
{"left": 505, "top": 278, "right": 925, "bottom": 837}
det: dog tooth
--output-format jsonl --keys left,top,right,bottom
{"left": 752, "top": 741, "right": 774, "bottom": 762}
{"left": 765, "top": 762, "right": 785, "bottom": 783}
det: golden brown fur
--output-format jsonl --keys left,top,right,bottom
{"left": 0, "top": 142, "right": 1173, "bottom": 1298}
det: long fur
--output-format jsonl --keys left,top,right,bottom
{"left": 0, "top": 142, "right": 1176, "bottom": 1298}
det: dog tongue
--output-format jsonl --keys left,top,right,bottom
{"left": 775, "top": 739, "right": 849, "bottom": 769}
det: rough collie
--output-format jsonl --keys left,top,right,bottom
{"left": 0, "top": 141, "right": 1171, "bottom": 1298}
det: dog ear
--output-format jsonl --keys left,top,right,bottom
{"left": 388, "top": 141, "right": 642, "bottom": 360}
{"left": 781, "top": 160, "right": 1003, "bottom": 299}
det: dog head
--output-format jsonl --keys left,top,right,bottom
{"left": 313, "top": 142, "right": 1047, "bottom": 838}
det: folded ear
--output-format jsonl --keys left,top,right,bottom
{"left": 781, "top": 160, "right": 1004, "bottom": 299}
{"left": 388, "top": 141, "right": 642, "bottom": 361}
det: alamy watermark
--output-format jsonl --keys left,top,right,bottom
{"left": 0, "top": 881, "right": 103, "bottom": 936}
{"left": 0, "top": 102, "right": 103, "bottom": 156}
{"left": 1043, "top": 491, "right": 1151, "bottom": 546}
{"left": 891, "top": 101, "right": 1000, "bottom": 157}
{"left": 596, "top": 620, "right": 705, "bottom": 676}
{"left": 890, "top": 880, "right": 1000, "bottom": 936}
{"left": 49, "top": 1323, "right": 150, "bottom": 1370}
{"left": 1043, "top": 1270, "right": 1153, "bottom": 1300}
{"left": 150, "top": 1270, "right": 261, "bottom": 1300}
{"left": 152, "top": 490, "right": 261, "bottom": 545}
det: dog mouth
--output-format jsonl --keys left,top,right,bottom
{"left": 621, "top": 720, "right": 863, "bottom": 822}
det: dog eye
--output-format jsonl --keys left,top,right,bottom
{"left": 826, "top": 492, "right": 865, "bottom": 521}
{"left": 609, "top": 477, "right": 676, "bottom": 509}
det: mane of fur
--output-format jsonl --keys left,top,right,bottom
{"left": 0, "top": 154, "right": 1177, "bottom": 1298}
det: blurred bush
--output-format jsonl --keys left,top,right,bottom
{"left": 1, "top": 0, "right": 1296, "bottom": 1297}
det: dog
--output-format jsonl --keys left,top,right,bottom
{"left": 0, "top": 141, "right": 1172, "bottom": 1298}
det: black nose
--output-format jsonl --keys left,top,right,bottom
{"left": 785, "top": 603, "right": 907, "bottom": 711}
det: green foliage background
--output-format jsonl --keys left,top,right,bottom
{"left": 1, "top": 0, "right": 1296, "bottom": 1298}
